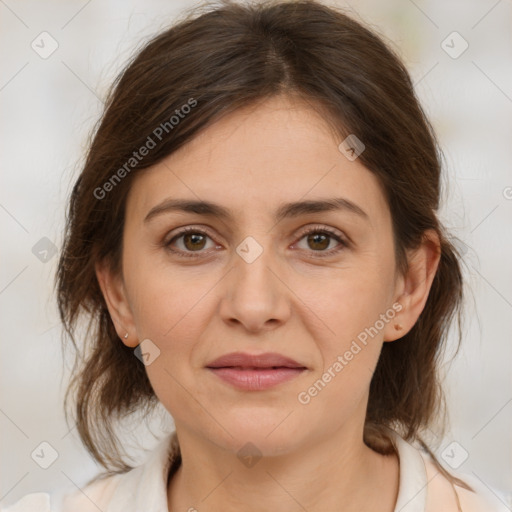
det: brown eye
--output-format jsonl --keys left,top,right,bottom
{"left": 165, "top": 227, "right": 217, "bottom": 257}
{"left": 306, "top": 232, "right": 331, "bottom": 251}
{"left": 294, "top": 226, "right": 348, "bottom": 257}
{"left": 182, "top": 232, "right": 207, "bottom": 251}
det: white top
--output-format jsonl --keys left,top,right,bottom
{"left": 2, "top": 430, "right": 508, "bottom": 512}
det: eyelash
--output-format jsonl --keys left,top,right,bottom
{"left": 163, "top": 225, "right": 349, "bottom": 259}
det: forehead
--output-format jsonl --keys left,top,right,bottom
{"left": 125, "top": 95, "right": 389, "bottom": 229}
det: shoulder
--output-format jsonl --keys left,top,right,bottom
{"left": 1, "top": 493, "right": 51, "bottom": 512}
{"left": 1, "top": 473, "right": 123, "bottom": 512}
{"left": 388, "top": 430, "right": 509, "bottom": 512}
{"left": 419, "top": 450, "right": 509, "bottom": 512}
{"left": 60, "top": 472, "right": 125, "bottom": 511}
{"left": 1, "top": 433, "right": 180, "bottom": 512}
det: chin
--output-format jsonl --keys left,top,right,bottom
{"left": 210, "top": 411, "right": 304, "bottom": 457}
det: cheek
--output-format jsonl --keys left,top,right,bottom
{"left": 125, "top": 272, "right": 209, "bottom": 422}
{"left": 123, "top": 253, "right": 216, "bottom": 390}
{"left": 311, "top": 261, "right": 395, "bottom": 341}
{"left": 124, "top": 245, "right": 212, "bottom": 338}
{"left": 302, "top": 259, "right": 396, "bottom": 394}
{"left": 294, "top": 276, "right": 393, "bottom": 422}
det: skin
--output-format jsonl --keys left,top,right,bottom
{"left": 96, "top": 94, "right": 441, "bottom": 511}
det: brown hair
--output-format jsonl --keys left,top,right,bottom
{"left": 56, "top": 0, "right": 470, "bottom": 490}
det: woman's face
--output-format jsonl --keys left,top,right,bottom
{"left": 102, "top": 95, "right": 409, "bottom": 455}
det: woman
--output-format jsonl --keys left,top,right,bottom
{"left": 4, "top": 0, "right": 507, "bottom": 510}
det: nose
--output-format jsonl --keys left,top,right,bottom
{"left": 218, "top": 237, "right": 291, "bottom": 333}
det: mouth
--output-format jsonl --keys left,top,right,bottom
{"left": 206, "top": 352, "right": 307, "bottom": 391}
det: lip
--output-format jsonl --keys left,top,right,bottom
{"left": 207, "top": 352, "right": 305, "bottom": 369}
{"left": 206, "top": 352, "right": 307, "bottom": 391}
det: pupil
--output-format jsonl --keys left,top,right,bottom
{"left": 309, "top": 233, "right": 328, "bottom": 250}
{"left": 185, "top": 233, "right": 205, "bottom": 250}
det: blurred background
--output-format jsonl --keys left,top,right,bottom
{"left": 1, "top": 0, "right": 511, "bottom": 508}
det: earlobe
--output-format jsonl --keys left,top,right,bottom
{"left": 95, "top": 260, "right": 138, "bottom": 347}
{"left": 383, "top": 229, "right": 441, "bottom": 343}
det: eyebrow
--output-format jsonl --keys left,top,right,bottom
{"left": 144, "top": 197, "right": 369, "bottom": 224}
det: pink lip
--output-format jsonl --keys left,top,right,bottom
{"left": 206, "top": 352, "right": 307, "bottom": 391}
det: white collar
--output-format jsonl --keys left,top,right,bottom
{"left": 389, "top": 429, "right": 428, "bottom": 512}
{"left": 102, "top": 430, "right": 428, "bottom": 512}
{"left": 105, "top": 433, "right": 179, "bottom": 512}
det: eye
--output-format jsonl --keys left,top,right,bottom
{"left": 164, "top": 226, "right": 219, "bottom": 257}
{"left": 163, "top": 224, "right": 349, "bottom": 259}
{"left": 293, "top": 225, "right": 348, "bottom": 257}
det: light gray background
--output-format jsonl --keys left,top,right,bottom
{"left": 1, "top": 0, "right": 511, "bottom": 508}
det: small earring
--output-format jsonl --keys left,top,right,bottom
{"left": 394, "top": 323, "right": 403, "bottom": 331}
{"left": 123, "top": 333, "right": 129, "bottom": 339}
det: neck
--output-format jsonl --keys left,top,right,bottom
{"left": 167, "top": 424, "right": 399, "bottom": 512}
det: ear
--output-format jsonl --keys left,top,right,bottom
{"left": 383, "top": 229, "right": 441, "bottom": 342}
{"left": 95, "top": 259, "right": 138, "bottom": 347}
